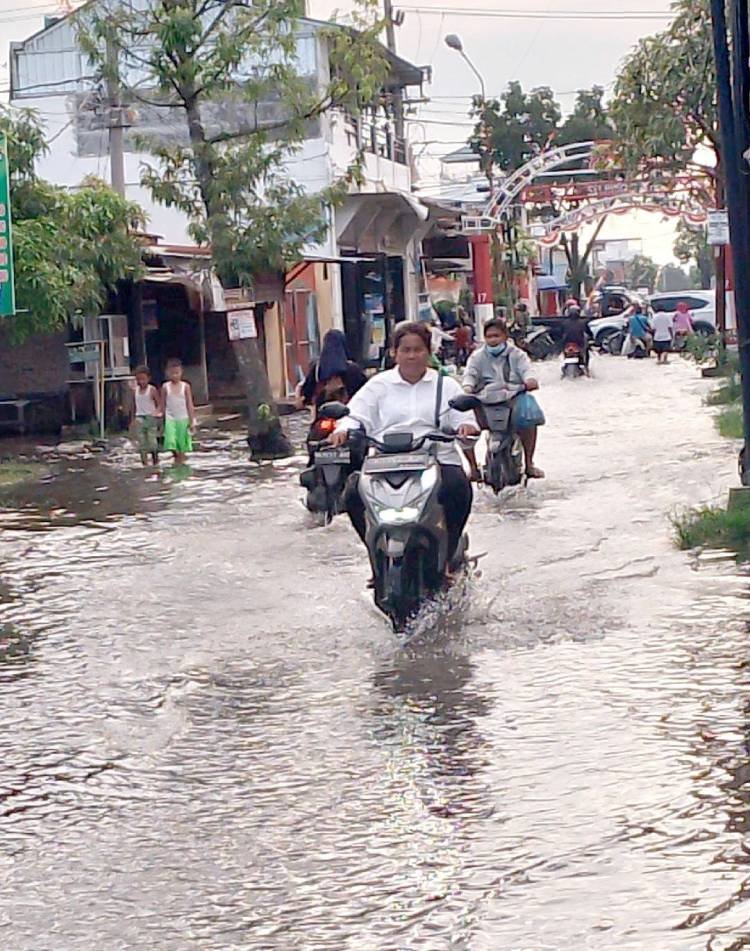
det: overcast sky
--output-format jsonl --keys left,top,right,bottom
{"left": 0, "top": 0, "right": 685, "bottom": 264}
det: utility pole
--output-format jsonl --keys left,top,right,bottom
{"left": 383, "top": 0, "right": 404, "bottom": 141}
{"left": 106, "top": 37, "right": 125, "bottom": 197}
{"left": 710, "top": 0, "right": 750, "bottom": 485}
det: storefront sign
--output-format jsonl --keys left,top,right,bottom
{"left": 67, "top": 342, "right": 103, "bottom": 364}
{"left": 707, "top": 210, "right": 730, "bottom": 246}
{"left": 227, "top": 308, "right": 257, "bottom": 340}
{"left": 0, "top": 133, "right": 15, "bottom": 317}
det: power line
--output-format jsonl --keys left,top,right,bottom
{"left": 397, "top": 6, "right": 673, "bottom": 20}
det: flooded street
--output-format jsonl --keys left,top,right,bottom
{"left": 3, "top": 356, "right": 750, "bottom": 950}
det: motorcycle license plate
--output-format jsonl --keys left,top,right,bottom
{"left": 564, "top": 357, "right": 580, "bottom": 364}
{"left": 315, "top": 447, "right": 351, "bottom": 464}
{"left": 364, "top": 452, "right": 430, "bottom": 474}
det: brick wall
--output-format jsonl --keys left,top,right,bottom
{"left": 0, "top": 328, "right": 69, "bottom": 433}
{"left": 0, "top": 328, "right": 68, "bottom": 399}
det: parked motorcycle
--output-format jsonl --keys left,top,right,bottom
{"left": 318, "top": 402, "right": 470, "bottom": 631}
{"left": 299, "top": 416, "right": 361, "bottom": 525}
{"left": 450, "top": 385, "right": 525, "bottom": 494}
{"left": 561, "top": 342, "right": 586, "bottom": 379}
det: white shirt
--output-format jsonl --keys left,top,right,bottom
{"left": 164, "top": 381, "right": 189, "bottom": 420}
{"left": 336, "top": 368, "right": 475, "bottom": 466}
{"left": 652, "top": 312, "right": 674, "bottom": 342}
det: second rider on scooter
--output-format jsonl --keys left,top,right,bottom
{"left": 462, "top": 318, "right": 545, "bottom": 481}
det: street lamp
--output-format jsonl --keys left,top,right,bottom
{"left": 445, "top": 33, "right": 493, "bottom": 339}
{"left": 444, "top": 34, "right": 486, "bottom": 100}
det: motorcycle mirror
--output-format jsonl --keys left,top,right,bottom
{"left": 449, "top": 394, "right": 481, "bottom": 412}
{"left": 317, "top": 401, "right": 350, "bottom": 420}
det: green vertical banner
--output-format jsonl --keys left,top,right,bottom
{"left": 0, "top": 133, "right": 15, "bottom": 317}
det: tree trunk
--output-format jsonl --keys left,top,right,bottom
{"left": 183, "top": 92, "right": 290, "bottom": 456}
{"left": 233, "top": 336, "right": 292, "bottom": 457}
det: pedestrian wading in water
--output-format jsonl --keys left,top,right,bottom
{"left": 160, "top": 359, "right": 197, "bottom": 465}
{"left": 131, "top": 365, "right": 161, "bottom": 467}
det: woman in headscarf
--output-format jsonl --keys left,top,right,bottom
{"left": 296, "top": 329, "right": 367, "bottom": 417}
{"left": 672, "top": 300, "right": 695, "bottom": 351}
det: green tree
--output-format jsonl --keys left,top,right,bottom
{"left": 1, "top": 109, "right": 143, "bottom": 344}
{"left": 557, "top": 86, "right": 615, "bottom": 146}
{"left": 674, "top": 220, "right": 714, "bottom": 288}
{"left": 471, "top": 84, "right": 616, "bottom": 301}
{"left": 625, "top": 253, "right": 659, "bottom": 293}
{"left": 472, "top": 82, "right": 561, "bottom": 174}
{"left": 658, "top": 263, "right": 692, "bottom": 293}
{"left": 609, "top": 0, "right": 716, "bottom": 203}
{"left": 80, "top": 0, "right": 389, "bottom": 455}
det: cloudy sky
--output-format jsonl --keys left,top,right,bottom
{"left": 0, "top": 0, "right": 685, "bottom": 263}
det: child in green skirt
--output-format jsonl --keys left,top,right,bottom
{"left": 160, "top": 359, "right": 197, "bottom": 465}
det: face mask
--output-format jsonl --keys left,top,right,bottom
{"left": 486, "top": 343, "right": 507, "bottom": 357}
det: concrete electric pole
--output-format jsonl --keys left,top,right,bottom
{"left": 106, "top": 37, "right": 125, "bottom": 198}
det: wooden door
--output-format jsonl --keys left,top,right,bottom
{"left": 283, "top": 289, "right": 313, "bottom": 393}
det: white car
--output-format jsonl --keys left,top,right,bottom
{"left": 588, "top": 289, "right": 717, "bottom": 348}
{"left": 649, "top": 290, "right": 716, "bottom": 333}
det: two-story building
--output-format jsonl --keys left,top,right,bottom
{"left": 8, "top": 10, "right": 432, "bottom": 416}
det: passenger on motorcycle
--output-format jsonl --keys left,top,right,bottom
{"left": 462, "top": 318, "right": 544, "bottom": 480}
{"left": 562, "top": 305, "right": 591, "bottom": 373}
{"left": 328, "top": 321, "right": 480, "bottom": 564}
{"left": 296, "top": 329, "right": 367, "bottom": 417}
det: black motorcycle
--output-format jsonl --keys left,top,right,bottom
{"left": 299, "top": 416, "right": 362, "bottom": 524}
{"left": 450, "top": 386, "right": 525, "bottom": 493}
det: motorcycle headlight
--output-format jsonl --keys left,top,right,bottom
{"left": 420, "top": 467, "right": 438, "bottom": 492}
{"left": 378, "top": 506, "right": 420, "bottom": 525}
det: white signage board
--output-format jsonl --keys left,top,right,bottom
{"left": 707, "top": 210, "right": 730, "bottom": 246}
{"left": 227, "top": 308, "right": 257, "bottom": 340}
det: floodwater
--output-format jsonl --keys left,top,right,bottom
{"left": 1, "top": 356, "right": 749, "bottom": 950}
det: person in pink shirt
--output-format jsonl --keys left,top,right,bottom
{"left": 673, "top": 300, "right": 695, "bottom": 337}
{"left": 673, "top": 300, "right": 695, "bottom": 347}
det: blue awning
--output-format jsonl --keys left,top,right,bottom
{"left": 536, "top": 275, "right": 567, "bottom": 291}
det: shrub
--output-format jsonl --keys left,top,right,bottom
{"left": 717, "top": 405, "right": 744, "bottom": 439}
{"left": 672, "top": 504, "right": 750, "bottom": 551}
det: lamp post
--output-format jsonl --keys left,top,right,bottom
{"left": 445, "top": 34, "right": 493, "bottom": 337}
{"left": 444, "top": 34, "right": 486, "bottom": 100}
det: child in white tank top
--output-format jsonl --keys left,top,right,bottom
{"left": 131, "top": 365, "right": 161, "bottom": 466}
{"left": 160, "top": 359, "right": 196, "bottom": 464}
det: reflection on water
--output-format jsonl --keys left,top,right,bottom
{"left": 2, "top": 359, "right": 750, "bottom": 949}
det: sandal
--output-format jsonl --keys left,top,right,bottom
{"left": 526, "top": 466, "right": 545, "bottom": 479}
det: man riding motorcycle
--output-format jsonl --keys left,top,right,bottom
{"left": 462, "top": 318, "right": 544, "bottom": 480}
{"left": 328, "top": 321, "right": 480, "bottom": 567}
{"left": 561, "top": 304, "right": 590, "bottom": 374}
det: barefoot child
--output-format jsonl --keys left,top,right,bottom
{"left": 132, "top": 365, "right": 161, "bottom": 466}
{"left": 160, "top": 359, "right": 197, "bottom": 465}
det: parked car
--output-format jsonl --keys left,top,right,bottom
{"left": 649, "top": 290, "right": 716, "bottom": 335}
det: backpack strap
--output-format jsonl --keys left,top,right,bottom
{"left": 434, "top": 369, "right": 444, "bottom": 429}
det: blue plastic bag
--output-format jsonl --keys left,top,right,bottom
{"left": 513, "top": 391, "right": 546, "bottom": 430}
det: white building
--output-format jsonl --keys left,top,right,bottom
{"left": 10, "top": 9, "right": 433, "bottom": 401}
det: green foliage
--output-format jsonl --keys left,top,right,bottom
{"left": 472, "top": 82, "right": 560, "bottom": 174}
{"left": 657, "top": 262, "right": 692, "bottom": 292}
{"left": 625, "top": 253, "right": 659, "bottom": 293}
{"left": 684, "top": 331, "right": 720, "bottom": 364}
{"left": 0, "top": 461, "right": 46, "bottom": 487}
{"left": 0, "top": 109, "right": 144, "bottom": 342}
{"left": 78, "top": 0, "right": 390, "bottom": 286}
{"left": 674, "top": 220, "right": 714, "bottom": 289}
{"left": 717, "top": 404, "right": 744, "bottom": 439}
{"left": 706, "top": 376, "right": 742, "bottom": 405}
{"left": 610, "top": 0, "right": 717, "bottom": 193}
{"left": 472, "top": 83, "right": 613, "bottom": 175}
{"left": 557, "top": 87, "right": 615, "bottom": 146}
{"left": 672, "top": 503, "right": 750, "bottom": 551}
